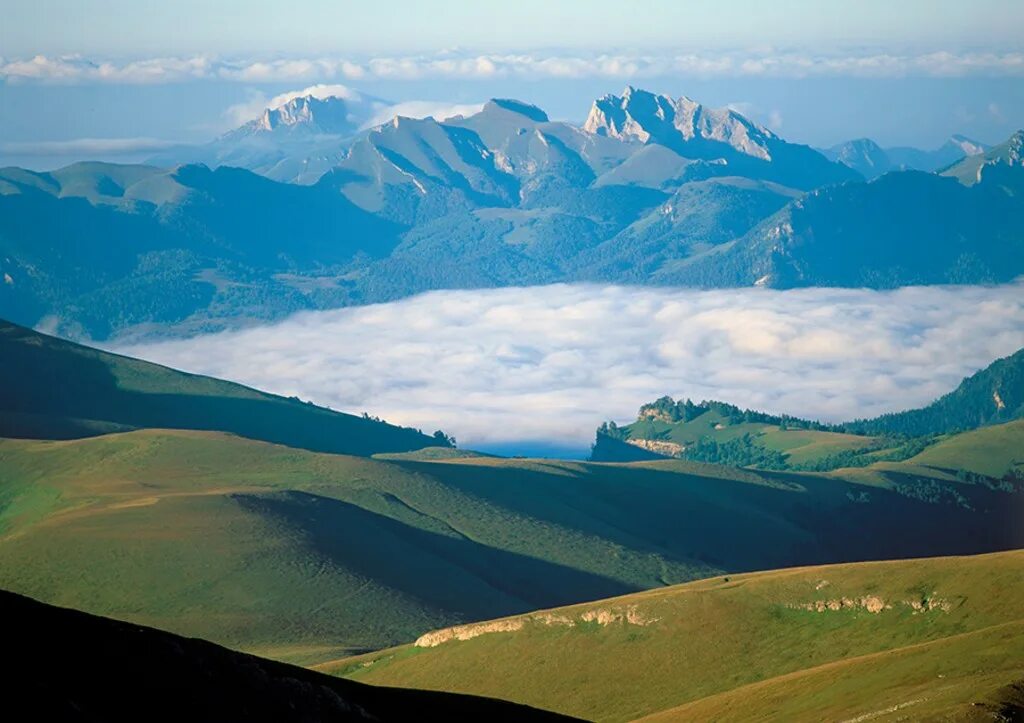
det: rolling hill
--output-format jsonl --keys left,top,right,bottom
{"left": 1, "top": 425, "right": 1021, "bottom": 664}
{"left": 3, "top": 589, "right": 573, "bottom": 722}
{"left": 594, "top": 347, "right": 1024, "bottom": 470}
{"left": 322, "top": 550, "right": 1024, "bottom": 722}
{"left": 0, "top": 325, "right": 1021, "bottom": 666}
{"left": 0, "top": 319, "right": 441, "bottom": 456}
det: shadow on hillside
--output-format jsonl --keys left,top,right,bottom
{"left": 232, "top": 490, "right": 639, "bottom": 622}
{"left": 388, "top": 459, "right": 1024, "bottom": 577}
{"left": 2, "top": 590, "right": 576, "bottom": 722}
{"left": 0, "top": 321, "right": 433, "bottom": 456}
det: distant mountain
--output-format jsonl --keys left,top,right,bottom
{"left": 0, "top": 161, "right": 400, "bottom": 338}
{"left": 3, "top": 590, "right": 571, "bottom": 723}
{"left": 942, "top": 129, "right": 1024, "bottom": 186}
{"left": 0, "top": 319, "right": 443, "bottom": 456}
{"left": 823, "top": 134, "right": 989, "bottom": 179}
{"left": 228, "top": 93, "right": 371, "bottom": 139}
{"left": 666, "top": 134, "right": 1024, "bottom": 289}
{"left": 149, "top": 87, "right": 385, "bottom": 185}
{"left": 584, "top": 87, "right": 859, "bottom": 190}
{"left": 2, "top": 96, "right": 1020, "bottom": 340}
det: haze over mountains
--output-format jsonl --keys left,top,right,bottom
{"left": 2, "top": 85, "right": 1021, "bottom": 341}
{"left": 822, "top": 134, "right": 988, "bottom": 179}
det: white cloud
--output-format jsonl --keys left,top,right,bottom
{"left": 362, "top": 101, "right": 486, "bottom": 128}
{"left": 222, "top": 83, "right": 367, "bottom": 127}
{"left": 114, "top": 283, "right": 1024, "bottom": 454}
{"left": 0, "top": 137, "right": 180, "bottom": 155}
{"left": 4, "top": 49, "right": 1024, "bottom": 85}
{"left": 219, "top": 83, "right": 484, "bottom": 131}
{"left": 267, "top": 83, "right": 361, "bottom": 108}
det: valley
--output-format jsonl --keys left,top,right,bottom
{"left": 1, "top": 13, "right": 1022, "bottom": 716}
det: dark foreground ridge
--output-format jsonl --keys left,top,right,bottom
{"left": 3, "top": 589, "right": 578, "bottom": 723}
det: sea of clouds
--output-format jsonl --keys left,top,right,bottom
{"left": 117, "top": 283, "right": 1024, "bottom": 455}
{"left": 4, "top": 49, "right": 1023, "bottom": 85}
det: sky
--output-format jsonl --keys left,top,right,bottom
{"left": 1, "top": 0, "right": 1023, "bottom": 167}
{"left": 118, "top": 282, "right": 1024, "bottom": 458}
{"left": 6, "top": 1, "right": 1024, "bottom": 56}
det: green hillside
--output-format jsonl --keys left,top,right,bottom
{"left": 0, "top": 320, "right": 440, "bottom": 456}
{"left": 324, "top": 550, "right": 1024, "bottom": 722}
{"left": 1, "top": 426, "right": 1021, "bottom": 664}
{"left": 594, "top": 348, "right": 1024, "bottom": 471}
{"left": 592, "top": 397, "right": 883, "bottom": 469}
{"left": 846, "top": 347, "right": 1024, "bottom": 437}
{"left": 904, "top": 419, "right": 1024, "bottom": 478}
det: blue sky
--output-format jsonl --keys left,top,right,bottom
{"left": 5, "top": 0, "right": 1024, "bottom": 55}
{"left": 1, "top": 1, "right": 1023, "bottom": 168}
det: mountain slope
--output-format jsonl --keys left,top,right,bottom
{"left": 147, "top": 89, "right": 385, "bottom": 185}
{"left": 0, "top": 320, "right": 439, "bottom": 455}
{"left": 848, "top": 347, "right": 1024, "bottom": 436}
{"left": 2, "top": 98, "right": 1021, "bottom": 341}
{"left": 324, "top": 550, "right": 1024, "bottom": 722}
{"left": 1, "top": 425, "right": 1021, "bottom": 661}
{"left": 584, "top": 87, "right": 859, "bottom": 190}
{"left": 0, "top": 163, "right": 401, "bottom": 338}
{"left": 3, "top": 590, "right": 573, "bottom": 723}
{"left": 593, "top": 348, "right": 1024, "bottom": 471}
{"left": 668, "top": 150, "right": 1024, "bottom": 289}
{"left": 942, "top": 129, "right": 1024, "bottom": 186}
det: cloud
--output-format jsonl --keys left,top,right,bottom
{"left": 4, "top": 49, "right": 1024, "bottom": 85}
{"left": 218, "top": 82, "right": 481, "bottom": 130}
{"left": 0, "top": 137, "right": 180, "bottom": 155}
{"left": 222, "top": 83, "right": 368, "bottom": 127}
{"left": 266, "top": 83, "right": 362, "bottom": 108}
{"left": 113, "top": 283, "right": 1024, "bottom": 454}
{"left": 362, "top": 100, "right": 486, "bottom": 128}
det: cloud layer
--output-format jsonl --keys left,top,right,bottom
{"left": 0, "top": 137, "right": 180, "bottom": 156}
{"left": 116, "top": 283, "right": 1024, "bottom": 453}
{"left": 4, "top": 49, "right": 1024, "bottom": 85}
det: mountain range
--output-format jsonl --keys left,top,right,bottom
{"left": 822, "top": 134, "right": 988, "bottom": 179}
{"left": 1, "top": 88, "right": 1021, "bottom": 340}
{"left": 148, "top": 87, "right": 385, "bottom": 185}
